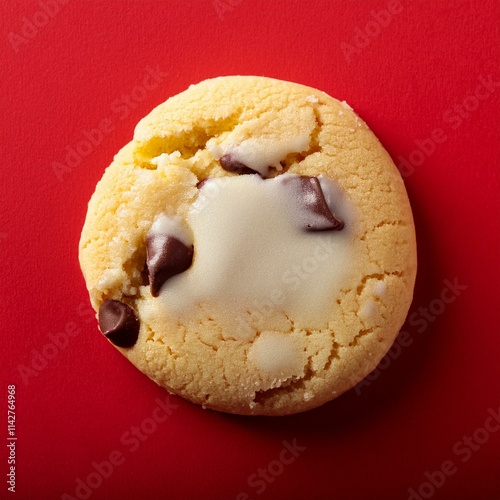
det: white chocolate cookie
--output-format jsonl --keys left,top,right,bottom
{"left": 79, "top": 76, "right": 417, "bottom": 416}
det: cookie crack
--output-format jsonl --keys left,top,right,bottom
{"left": 360, "top": 220, "right": 408, "bottom": 241}
{"left": 373, "top": 220, "right": 406, "bottom": 228}
{"left": 349, "top": 327, "right": 375, "bottom": 347}
{"left": 269, "top": 105, "right": 323, "bottom": 176}
{"left": 355, "top": 271, "right": 403, "bottom": 295}
{"left": 252, "top": 354, "right": 314, "bottom": 406}
{"left": 284, "top": 314, "right": 296, "bottom": 332}
{"left": 323, "top": 339, "right": 341, "bottom": 372}
{"left": 143, "top": 322, "right": 171, "bottom": 348}
{"left": 133, "top": 113, "right": 243, "bottom": 167}
{"left": 198, "top": 339, "right": 218, "bottom": 352}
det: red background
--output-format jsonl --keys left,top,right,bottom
{"left": 1, "top": 1, "right": 499, "bottom": 499}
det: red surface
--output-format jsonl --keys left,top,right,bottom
{"left": 1, "top": 1, "right": 500, "bottom": 499}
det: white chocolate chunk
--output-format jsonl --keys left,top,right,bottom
{"left": 248, "top": 331, "right": 304, "bottom": 380}
{"left": 373, "top": 280, "right": 387, "bottom": 298}
{"left": 359, "top": 299, "right": 378, "bottom": 321}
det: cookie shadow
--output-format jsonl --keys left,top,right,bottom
{"left": 218, "top": 181, "right": 445, "bottom": 442}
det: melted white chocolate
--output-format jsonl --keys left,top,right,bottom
{"left": 206, "top": 105, "right": 315, "bottom": 177}
{"left": 149, "top": 214, "right": 192, "bottom": 247}
{"left": 208, "top": 135, "right": 310, "bottom": 176}
{"left": 156, "top": 173, "right": 356, "bottom": 333}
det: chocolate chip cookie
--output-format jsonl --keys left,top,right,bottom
{"left": 79, "top": 76, "right": 417, "bottom": 415}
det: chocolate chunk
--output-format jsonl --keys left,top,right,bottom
{"left": 98, "top": 300, "right": 140, "bottom": 348}
{"left": 147, "top": 235, "right": 194, "bottom": 297}
{"left": 196, "top": 178, "right": 210, "bottom": 189}
{"left": 220, "top": 154, "right": 259, "bottom": 175}
{"left": 286, "top": 176, "right": 344, "bottom": 231}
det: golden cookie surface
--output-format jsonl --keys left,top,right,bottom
{"left": 79, "top": 76, "right": 417, "bottom": 416}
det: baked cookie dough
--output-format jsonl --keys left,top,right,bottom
{"left": 79, "top": 76, "right": 417, "bottom": 416}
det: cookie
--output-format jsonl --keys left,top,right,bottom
{"left": 79, "top": 76, "right": 417, "bottom": 416}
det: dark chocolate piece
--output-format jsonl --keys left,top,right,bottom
{"left": 286, "top": 176, "right": 344, "bottom": 231}
{"left": 98, "top": 299, "right": 140, "bottom": 348}
{"left": 196, "top": 178, "right": 210, "bottom": 189}
{"left": 220, "top": 154, "right": 259, "bottom": 175}
{"left": 147, "top": 235, "right": 194, "bottom": 297}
